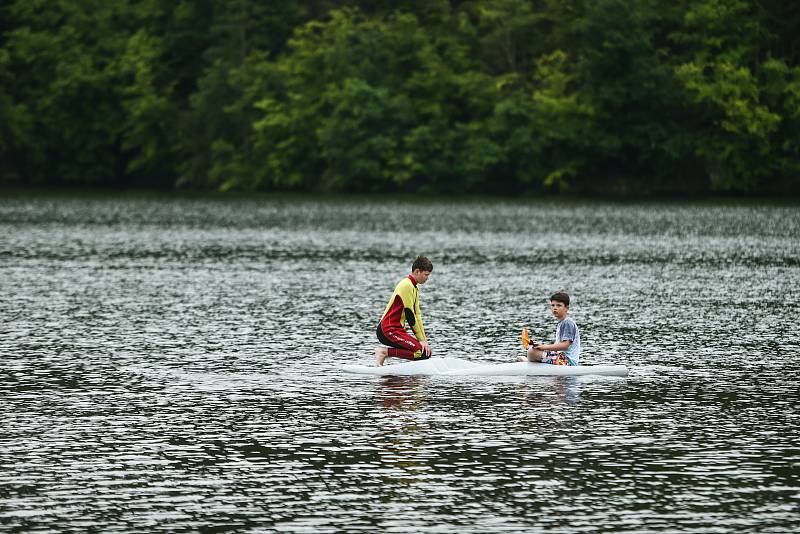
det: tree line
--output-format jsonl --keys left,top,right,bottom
{"left": 1, "top": 0, "right": 798, "bottom": 195}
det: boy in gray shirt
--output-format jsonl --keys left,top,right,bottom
{"left": 520, "top": 292, "right": 581, "bottom": 366}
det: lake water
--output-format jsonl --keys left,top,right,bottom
{"left": 1, "top": 192, "right": 798, "bottom": 533}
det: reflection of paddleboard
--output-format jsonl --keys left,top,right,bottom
{"left": 341, "top": 357, "right": 628, "bottom": 377}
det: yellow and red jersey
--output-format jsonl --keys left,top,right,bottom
{"left": 380, "top": 275, "right": 426, "bottom": 342}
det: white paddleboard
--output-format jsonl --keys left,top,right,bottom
{"left": 341, "top": 357, "right": 628, "bottom": 377}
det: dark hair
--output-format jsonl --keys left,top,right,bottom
{"left": 550, "top": 292, "right": 570, "bottom": 306}
{"left": 412, "top": 255, "right": 433, "bottom": 272}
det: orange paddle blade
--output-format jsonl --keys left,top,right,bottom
{"left": 521, "top": 328, "right": 530, "bottom": 349}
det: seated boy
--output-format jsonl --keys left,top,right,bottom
{"left": 520, "top": 292, "right": 581, "bottom": 366}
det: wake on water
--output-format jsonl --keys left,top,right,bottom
{"left": 341, "top": 357, "right": 628, "bottom": 377}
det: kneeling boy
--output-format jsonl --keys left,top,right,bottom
{"left": 374, "top": 256, "right": 433, "bottom": 366}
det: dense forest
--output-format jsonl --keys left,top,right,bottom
{"left": 0, "top": 0, "right": 798, "bottom": 195}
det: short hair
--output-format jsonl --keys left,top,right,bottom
{"left": 550, "top": 292, "right": 570, "bottom": 306}
{"left": 412, "top": 255, "right": 433, "bottom": 272}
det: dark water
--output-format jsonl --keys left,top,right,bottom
{"left": 1, "top": 192, "right": 798, "bottom": 533}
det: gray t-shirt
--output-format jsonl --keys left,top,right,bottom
{"left": 555, "top": 317, "right": 580, "bottom": 366}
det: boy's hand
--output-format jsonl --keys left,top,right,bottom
{"left": 420, "top": 341, "right": 432, "bottom": 357}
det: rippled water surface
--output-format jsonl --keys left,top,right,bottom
{"left": 1, "top": 192, "right": 799, "bottom": 533}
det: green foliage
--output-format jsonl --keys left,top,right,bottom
{"left": 0, "top": 0, "right": 798, "bottom": 194}
{"left": 0, "top": 47, "right": 32, "bottom": 183}
{"left": 118, "top": 29, "right": 176, "bottom": 181}
{"left": 175, "top": 0, "right": 304, "bottom": 190}
{"left": 470, "top": 0, "right": 542, "bottom": 74}
{"left": 3, "top": 0, "right": 129, "bottom": 183}
{"left": 676, "top": 60, "right": 779, "bottom": 190}
{"left": 672, "top": 0, "right": 798, "bottom": 191}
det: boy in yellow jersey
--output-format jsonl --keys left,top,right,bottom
{"left": 374, "top": 256, "right": 433, "bottom": 366}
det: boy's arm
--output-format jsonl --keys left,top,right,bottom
{"left": 534, "top": 340, "right": 571, "bottom": 351}
{"left": 534, "top": 320, "right": 576, "bottom": 352}
{"left": 415, "top": 315, "right": 430, "bottom": 356}
{"left": 397, "top": 281, "right": 427, "bottom": 342}
{"left": 413, "top": 310, "right": 427, "bottom": 342}
{"left": 413, "top": 290, "right": 426, "bottom": 342}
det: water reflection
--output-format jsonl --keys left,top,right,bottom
{"left": 377, "top": 376, "right": 427, "bottom": 411}
{"left": 515, "top": 377, "right": 583, "bottom": 407}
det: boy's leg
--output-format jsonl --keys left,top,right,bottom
{"left": 523, "top": 346, "right": 545, "bottom": 362}
{"left": 374, "top": 346, "right": 389, "bottom": 366}
{"left": 376, "top": 324, "right": 426, "bottom": 365}
{"left": 524, "top": 349, "right": 569, "bottom": 365}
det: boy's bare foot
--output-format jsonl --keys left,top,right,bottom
{"left": 517, "top": 355, "right": 529, "bottom": 362}
{"left": 374, "top": 347, "right": 388, "bottom": 366}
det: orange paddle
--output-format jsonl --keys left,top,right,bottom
{"left": 521, "top": 328, "right": 530, "bottom": 350}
